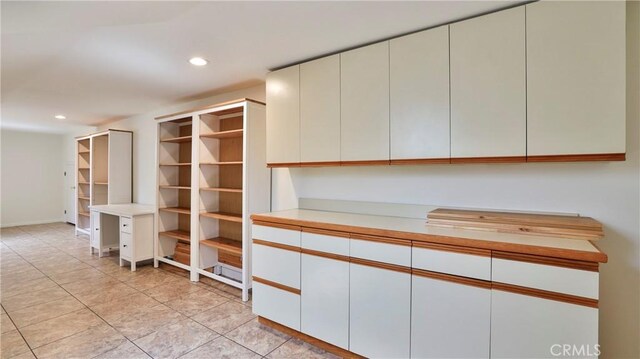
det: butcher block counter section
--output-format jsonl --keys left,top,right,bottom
{"left": 251, "top": 209, "right": 607, "bottom": 263}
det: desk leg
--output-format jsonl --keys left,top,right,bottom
{"left": 131, "top": 261, "right": 136, "bottom": 271}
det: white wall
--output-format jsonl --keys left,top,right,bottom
{"left": 0, "top": 130, "right": 66, "bottom": 227}
{"left": 271, "top": 3, "right": 640, "bottom": 357}
{"left": 94, "top": 85, "right": 265, "bottom": 205}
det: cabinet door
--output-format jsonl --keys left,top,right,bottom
{"left": 350, "top": 263, "right": 410, "bottom": 358}
{"left": 450, "top": 7, "right": 526, "bottom": 159}
{"left": 491, "top": 289, "right": 599, "bottom": 358}
{"left": 300, "top": 55, "right": 340, "bottom": 163}
{"left": 390, "top": 26, "right": 450, "bottom": 161}
{"left": 411, "top": 274, "right": 490, "bottom": 358}
{"left": 341, "top": 42, "right": 390, "bottom": 162}
{"left": 266, "top": 65, "right": 300, "bottom": 164}
{"left": 90, "top": 211, "right": 100, "bottom": 248}
{"left": 526, "top": 1, "right": 625, "bottom": 156}
{"left": 301, "top": 254, "right": 349, "bottom": 349}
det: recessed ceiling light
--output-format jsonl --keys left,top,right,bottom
{"left": 189, "top": 57, "right": 208, "bottom": 66}
{"left": 54, "top": 114, "right": 66, "bottom": 120}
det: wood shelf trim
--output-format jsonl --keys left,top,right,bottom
{"left": 252, "top": 239, "right": 301, "bottom": 252}
{"left": 78, "top": 167, "right": 90, "bottom": 170}
{"left": 252, "top": 220, "right": 302, "bottom": 231}
{"left": 159, "top": 230, "right": 191, "bottom": 243}
{"left": 200, "top": 211, "right": 243, "bottom": 223}
{"left": 258, "top": 317, "right": 365, "bottom": 359}
{"left": 492, "top": 282, "right": 598, "bottom": 308}
{"left": 350, "top": 233, "right": 412, "bottom": 247}
{"left": 200, "top": 237, "right": 242, "bottom": 255}
{"left": 492, "top": 251, "right": 599, "bottom": 272}
{"left": 160, "top": 135, "right": 192, "bottom": 143}
{"left": 200, "top": 129, "right": 244, "bottom": 139}
{"left": 450, "top": 156, "right": 527, "bottom": 164}
{"left": 249, "top": 215, "right": 608, "bottom": 263}
{"left": 301, "top": 248, "right": 350, "bottom": 262}
{"left": 412, "top": 268, "right": 492, "bottom": 289}
{"left": 78, "top": 196, "right": 90, "bottom": 201}
{"left": 350, "top": 257, "right": 411, "bottom": 274}
{"left": 159, "top": 163, "right": 192, "bottom": 166}
{"left": 159, "top": 185, "right": 191, "bottom": 190}
{"left": 199, "top": 161, "right": 243, "bottom": 166}
{"left": 78, "top": 150, "right": 90, "bottom": 154}
{"left": 252, "top": 276, "right": 301, "bottom": 295}
{"left": 267, "top": 162, "right": 302, "bottom": 168}
{"left": 78, "top": 181, "right": 90, "bottom": 185}
{"left": 94, "top": 182, "right": 108, "bottom": 185}
{"left": 413, "top": 241, "right": 491, "bottom": 257}
{"left": 301, "top": 227, "right": 350, "bottom": 238}
{"left": 159, "top": 207, "right": 191, "bottom": 215}
{"left": 299, "top": 161, "right": 342, "bottom": 167}
{"left": 200, "top": 187, "right": 243, "bottom": 193}
{"left": 527, "top": 153, "right": 626, "bottom": 162}
{"left": 390, "top": 158, "right": 450, "bottom": 165}
{"left": 78, "top": 212, "right": 90, "bottom": 217}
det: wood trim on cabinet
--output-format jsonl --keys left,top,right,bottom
{"left": 301, "top": 248, "right": 350, "bottom": 262}
{"left": 258, "top": 317, "right": 365, "bottom": 359}
{"left": 350, "top": 257, "right": 411, "bottom": 274}
{"left": 301, "top": 227, "right": 350, "bottom": 238}
{"left": 252, "top": 239, "right": 301, "bottom": 253}
{"left": 450, "top": 156, "right": 527, "bottom": 164}
{"left": 412, "top": 268, "right": 491, "bottom": 289}
{"left": 492, "top": 282, "right": 598, "bottom": 308}
{"left": 340, "top": 160, "right": 391, "bottom": 166}
{"left": 252, "top": 220, "right": 301, "bottom": 231}
{"left": 390, "top": 158, "right": 451, "bottom": 165}
{"left": 527, "top": 153, "right": 626, "bottom": 162}
{"left": 492, "top": 251, "right": 599, "bottom": 272}
{"left": 249, "top": 215, "right": 608, "bottom": 263}
{"left": 350, "top": 233, "right": 412, "bottom": 246}
{"left": 412, "top": 241, "right": 491, "bottom": 257}
{"left": 267, "top": 162, "right": 302, "bottom": 168}
{"left": 252, "top": 276, "right": 301, "bottom": 295}
{"left": 300, "top": 161, "right": 342, "bottom": 167}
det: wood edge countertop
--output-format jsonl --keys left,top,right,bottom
{"left": 250, "top": 209, "right": 608, "bottom": 264}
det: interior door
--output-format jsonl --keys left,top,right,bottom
{"left": 64, "top": 162, "right": 76, "bottom": 224}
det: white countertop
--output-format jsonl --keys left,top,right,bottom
{"left": 90, "top": 204, "right": 155, "bottom": 217}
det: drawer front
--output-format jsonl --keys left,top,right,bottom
{"left": 120, "top": 232, "right": 132, "bottom": 259}
{"left": 413, "top": 246, "right": 491, "bottom": 280}
{"left": 350, "top": 236, "right": 411, "bottom": 267}
{"left": 253, "top": 282, "right": 301, "bottom": 331}
{"left": 301, "top": 230, "right": 349, "bottom": 256}
{"left": 253, "top": 243, "right": 300, "bottom": 289}
{"left": 492, "top": 258, "right": 599, "bottom": 299}
{"left": 252, "top": 224, "right": 300, "bottom": 247}
{"left": 120, "top": 216, "right": 132, "bottom": 234}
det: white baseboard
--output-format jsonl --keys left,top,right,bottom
{"left": 0, "top": 218, "right": 65, "bottom": 228}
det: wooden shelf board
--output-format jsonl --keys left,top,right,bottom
{"left": 200, "top": 187, "right": 242, "bottom": 193}
{"left": 159, "top": 185, "right": 191, "bottom": 190}
{"left": 78, "top": 150, "right": 90, "bottom": 154}
{"left": 159, "top": 207, "right": 191, "bottom": 215}
{"left": 199, "top": 161, "right": 243, "bottom": 166}
{"left": 78, "top": 181, "right": 90, "bottom": 185}
{"left": 159, "top": 230, "right": 191, "bottom": 243}
{"left": 200, "top": 237, "right": 242, "bottom": 256}
{"left": 78, "top": 196, "right": 90, "bottom": 201}
{"left": 78, "top": 212, "right": 90, "bottom": 217}
{"left": 160, "top": 135, "right": 192, "bottom": 143}
{"left": 159, "top": 163, "right": 192, "bottom": 166}
{"left": 200, "top": 129, "right": 243, "bottom": 139}
{"left": 78, "top": 167, "right": 90, "bottom": 170}
{"left": 200, "top": 211, "right": 243, "bottom": 223}
{"left": 94, "top": 182, "right": 108, "bottom": 185}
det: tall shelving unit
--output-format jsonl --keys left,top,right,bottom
{"left": 74, "top": 130, "right": 133, "bottom": 235}
{"left": 155, "top": 99, "right": 270, "bottom": 301}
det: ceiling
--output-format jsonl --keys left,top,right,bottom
{"left": 1, "top": 1, "right": 520, "bottom": 133}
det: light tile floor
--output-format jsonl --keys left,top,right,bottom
{"left": 0, "top": 223, "right": 338, "bottom": 359}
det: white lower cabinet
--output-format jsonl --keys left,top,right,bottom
{"left": 350, "top": 263, "right": 411, "bottom": 358}
{"left": 90, "top": 211, "right": 100, "bottom": 248}
{"left": 253, "top": 282, "right": 300, "bottom": 331}
{"left": 411, "top": 275, "right": 490, "bottom": 358}
{"left": 491, "top": 289, "right": 599, "bottom": 359}
{"left": 301, "top": 254, "right": 349, "bottom": 349}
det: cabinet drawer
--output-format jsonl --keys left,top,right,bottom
{"left": 301, "top": 230, "right": 349, "bottom": 256}
{"left": 120, "top": 217, "right": 132, "bottom": 234}
{"left": 492, "top": 257, "right": 599, "bottom": 299}
{"left": 253, "top": 243, "right": 300, "bottom": 289}
{"left": 253, "top": 282, "right": 300, "bottom": 331}
{"left": 350, "top": 234, "right": 411, "bottom": 267}
{"left": 120, "top": 232, "right": 132, "bottom": 259}
{"left": 252, "top": 224, "right": 300, "bottom": 247}
{"left": 412, "top": 244, "right": 491, "bottom": 280}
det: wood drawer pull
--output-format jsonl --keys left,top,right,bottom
{"left": 253, "top": 276, "right": 301, "bottom": 295}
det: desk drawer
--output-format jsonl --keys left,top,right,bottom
{"left": 413, "top": 243, "right": 491, "bottom": 280}
{"left": 253, "top": 242, "right": 300, "bottom": 289}
{"left": 252, "top": 224, "right": 300, "bottom": 247}
{"left": 120, "top": 217, "right": 132, "bottom": 234}
{"left": 120, "top": 232, "right": 132, "bottom": 259}
{"left": 350, "top": 234, "right": 411, "bottom": 267}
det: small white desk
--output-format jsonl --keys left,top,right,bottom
{"left": 89, "top": 204, "right": 155, "bottom": 271}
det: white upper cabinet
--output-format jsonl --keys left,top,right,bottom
{"left": 266, "top": 65, "right": 300, "bottom": 164}
{"left": 450, "top": 7, "right": 526, "bottom": 159}
{"left": 300, "top": 55, "right": 341, "bottom": 163}
{"left": 526, "top": 1, "right": 626, "bottom": 157}
{"left": 341, "top": 42, "right": 390, "bottom": 162}
{"left": 390, "top": 26, "right": 450, "bottom": 161}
